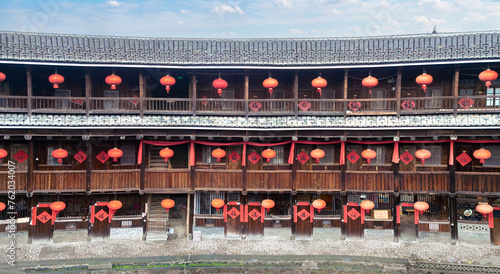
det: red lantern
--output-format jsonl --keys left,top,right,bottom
{"left": 476, "top": 203, "right": 493, "bottom": 215}
{"left": 262, "top": 199, "right": 275, "bottom": 213}
{"left": 361, "top": 149, "right": 377, "bottom": 165}
{"left": 49, "top": 73, "right": 64, "bottom": 89}
{"left": 211, "top": 198, "right": 224, "bottom": 212}
{"left": 107, "top": 200, "right": 122, "bottom": 222}
{"left": 261, "top": 148, "right": 276, "bottom": 163}
{"left": 263, "top": 77, "right": 278, "bottom": 95}
{"left": 213, "top": 78, "right": 228, "bottom": 96}
{"left": 311, "top": 76, "right": 327, "bottom": 96}
{"left": 50, "top": 201, "right": 66, "bottom": 225}
{"left": 160, "top": 75, "right": 176, "bottom": 93}
{"left": 161, "top": 199, "right": 175, "bottom": 212}
{"left": 212, "top": 148, "right": 226, "bottom": 162}
{"left": 105, "top": 74, "right": 122, "bottom": 90}
{"left": 0, "top": 148, "right": 7, "bottom": 163}
{"left": 0, "top": 72, "right": 5, "bottom": 85}
{"left": 362, "top": 75, "right": 378, "bottom": 94}
{"left": 0, "top": 202, "right": 5, "bottom": 211}
{"left": 414, "top": 201, "right": 429, "bottom": 213}
{"left": 415, "top": 149, "right": 431, "bottom": 165}
{"left": 360, "top": 200, "right": 375, "bottom": 213}
{"left": 312, "top": 199, "right": 326, "bottom": 213}
{"left": 108, "top": 148, "right": 123, "bottom": 162}
{"left": 479, "top": 69, "right": 498, "bottom": 89}
{"left": 310, "top": 149, "right": 325, "bottom": 164}
{"left": 473, "top": 148, "right": 491, "bottom": 164}
{"left": 52, "top": 148, "right": 68, "bottom": 165}
{"left": 415, "top": 72, "right": 433, "bottom": 92}
{"left": 159, "top": 147, "right": 174, "bottom": 164}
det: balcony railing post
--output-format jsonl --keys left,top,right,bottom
{"left": 190, "top": 73, "right": 197, "bottom": 117}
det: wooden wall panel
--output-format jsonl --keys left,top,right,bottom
{"left": 345, "top": 172, "right": 394, "bottom": 191}
{"left": 456, "top": 172, "right": 500, "bottom": 193}
{"left": 32, "top": 171, "right": 86, "bottom": 191}
{"left": 144, "top": 169, "right": 190, "bottom": 190}
{"left": 296, "top": 171, "right": 340, "bottom": 190}
{"left": 195, "top": 170, "right": 242, "bottom": 190}
{"left": 90, "top": 170, "right": 140, "bottom": 190}
{"left": 0, "top": 172, "right": 27, "bottom": 191}
{"left": 400, "top": 172, "right": 450, "bottom": 192}
{"left": 247, "top": 170, "right": 292, "bottom": 190}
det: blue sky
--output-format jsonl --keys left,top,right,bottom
{"left": 1, "top": 0, "right": 499, "bottom": 38}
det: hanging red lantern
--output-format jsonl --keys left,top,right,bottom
{"left": 0, "top": 148, "right": 7, "bottom": 163}
{"left": 311, "top": 76, "right": 327, "bottom": 96}
{"left": 414, "top": 201, "right": 429, "bottom": 213}
{"left": 476, "top": 203, "right": 493, "bottom": 215}
{"left": 50, "top": 201, "right": 66, "bottom": 225}
{"left": 108, "top": 148, "right": 123, "bottom": 162}
{"left": 0, "top": 72, "right": 5, "bottom": 85}
{"left": 310, "top": 149, "right": 325, "bottom": 164}
{"left": 415, "top": 149, "right": 431, "bottom": 165}
{"left": 52, "top": 148, "right": 68, "bottom": 165}
{"left": 0, "top": 202, "right": 5, "bottom": 211}
{"left": 105, "top": 73, "right": 122, "bottom": 90}
{"left": 107, "top": 200, "right": 122, "bottom": 222}
{"left": 312, "top": 199, "right": 326, "bottom": 213}
{"left": 159, "top": 147, "right": 174, "bottom": 164}
{"left": 479, "top": 69, "right": 498, "bottom": 89}
{"left": 213, "top": 78, "right": 228, "bottom": 97}
{"left": 262, "top": 199, "right": 275, "bottom": 213}
{"left": 161, "top": 199, "right": 175, "bottom": 212}
{"left": 263, "top": 77, "right": 278, "bottom": 95}
{"left": 49, "top": 73, "right": 64, "bottom": 89}
{"left": 261, "top": 148, "right": 276, "bottom": 162}
{"left": 415, "top": 72, "right": 433, "bottom": 92}
{"left": 361, "top": 149, "right": 377, "bottom": 165}
{"left": 160, "top": 75, "right": 176, "bottom": 93}
{"left": 211, "top": 198, "right": 225, "bottom": 212}
{"left": 211, "top": 148, "right": 226, "bottom": 162}
{"left": 360, "top": 200, "right": 375, "bottom": 214}
{"left": 473, "top": 148, "right": 491, "bottom": 164}
{"left": 362, "top": 75, "right": 378, "bottom": 94}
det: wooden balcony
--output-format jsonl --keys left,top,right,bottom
{"left": 32, "top": 170, "right": 86, "bottom": 192}
{"left": 247, "top": 170, "right": 292, "bottom": 191}
{"left": 195, "top": 169, "right": 243, "bottom": 191}
{"left": 346, "top": 171, "right": 394, "bottom": 191}
{"left": 400, "top": 96, "right": 455, "bottom": 114}
{"left": 455, "top": 172, "right": 500, "bottom": 193}
{"left": 399, "top": 172, "right": 450, "bottom": 192}
{"left": 90, "top": 169, "right": 140, "bottom": 191}
{"left": 144, "top": 169, "right": 191, "bottom": 192}
{"left": 0, "top": 171, "right": 27, "bottom": 193}
{"left": 295, "top": 170, "right": 341, "bottom": 191}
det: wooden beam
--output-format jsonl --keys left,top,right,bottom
{"left": 343, "top": 69, "right": 349, "bottom": 118}
{"left": 26, "top": 67, "right": 32, "bottom": 117}
{"left": 86, "top": 140, "right": 92, "bottom": 193}
{"left": 449, "top": 194, "right": 458, "bottom": 245}
{"left": 140, "top": 142, "right": 146, "bottom": 191}
{"left": 396, "top": 68, "right": 402, "bottom": 118}
{"left": 187, "top": 193, "right": 194, "bottom": 238}
{"left": 139, "top": 72, "right": 145, "bottom": 119}
{"left": 191, "top": 73, "right": 197, "bottom": 117}
{"left": 85, "top": 69, "right": 91, "bottom": 118}
{"left": 453, "top": 67, "right": 459, "bottom": 118}
{"left": 293, "top": 71, "right": 298, "bottom": 118}
{"left": 244, "top": 72, "right": 249, "bottom": 118}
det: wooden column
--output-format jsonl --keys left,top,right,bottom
{"left": 86, "top": 140, "right": 92, "bottom": 192}
{"left": 343, "top": 69, "right": 348, "bottom": 118}
{"left": 240, "top": 194, "right": 247, "bottom": 239}
{"left": 190, "top": 73, "right": 197, "bottom": 117}
{"left": 139, "top": 73, "right": 145, "bottom": 118}
{"left": 27, "top": 139, "right": 34, "bottom": 244}
{"left": 340, "top": 136, "right": 347, "bottom": 240}
{"left": 414, "top": 194, "right": 419, "bottom": 241}
{"left": 188, "top": 193, "right": 194, "bottom": 238}
{"left": 396, "top": 68, "right": 402, "bottom": 118}
{"left": 26, "top": 68, "right": 32, "bottom": 117}
{"left": 449, "top": 193, "right": 458, "bottom": 245}
{"left": 140, "top": 142, "right": 146, "bottom": 191}
{"left": 293, "top": 72, "right": 298, "bottom": 118}
{"left": 85, "top": 69, "right": 91, "bottom": 118}
{"left": 141, "top": 194, "right": 147, "bottom": 241}
{"left": 453, "top": 67, "right": 459, "bottom": 118}
{"left": 393, "top": 134, "right": 401, "bottom": 242}
{"left": 244, "top": 73, "right": 249, "bottom": 118}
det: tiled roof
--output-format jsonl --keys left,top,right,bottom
{"left": 1, "top": 31, "right": 500, "bottom": 67}
{"left": 0, "top": 114, "right": 498, "bottom": 129}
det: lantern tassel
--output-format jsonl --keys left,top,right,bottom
{"left": 217, "top": 158, "right": 221, "bottom": 162}
{"left": 268, "top": 88, "right": 273, "bottom": 94}
{"left": 218, "top": 89, "right": 222, "bottom": 96}
{"left": 316, "top": 159, "right": 320, "bottom": 164}
{"left": 369, "top": 89, "right": 372, "bottom": 95}
{"left": 54, "top": 84, "right": 59, "bottom": 89}
{"left": 486, "top": 81, "right": 491, "bottom": 88}
{"left": 422, "top": 85, "right": 427, "bottom": 91}
{"left": 480, "top": 159, "right": 485, "bottom": 164}
{"left": 267, "top": 158, "right": 270, "bottom": 162}
{"left": 113, "top": 158, "right": 118, "bottom": 162}
{"left": 166, "top": 86, "right": 170, "bottom": 93}
{"left": 111, "top": 85, "right": 116, "bottom": 90}
{"left": 317, "top": 88, "right": 322, "bottom": 96}
{"left": 421, "top": 159, "right": 425, "bottom": 166}
{"left": 367, "top": 159, "right": 371, "bottom": 165}
{"left": 58, "top": 159, "right": 62, "bottom": 165}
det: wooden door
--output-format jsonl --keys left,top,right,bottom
{"left": 399, "top": 203, "right": 417, "bottom": 242}
{"left": 246, "top": 203, "right": 264, "bottom": 239}
{"left": 294, "top": 202, "right": 313, "bottom": 239}
{"left": 224, "top": 202, "right": 242, "bottom": 238}
{"left": 345, "top": 204, "right": 363, "bottom": 239}
{"left": 31, "top": 204, "right": 54, "bottom": 242}
{"left": 90, "top": 203, "right": 111, "bottom": 239}
{"left": 493, "top": 210, "right": 500, "bottom": 246}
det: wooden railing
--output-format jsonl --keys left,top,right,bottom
{"left": 247, "top": 170, "right": 292, "bottom": 190}
{"left": 144, "top": 98, "right": 191, "bottom": 114}
{"left": 0, "top": 96, "right": 28, "bottom": 112}
{"left": 455, "top": 172, "right": 500, "bottom": 193}
{"left": 0, "top": 171, "right": 27, "bottom": 192}
{"left": 296, "top": 170, "right": 341, "bottom": 190}
{"left": 247, "top": 99, "right": 295, "bottom": 115}
{"left": 346, "top": 171, "right": 394, "bottom": 191}
{"left": 400, "top": 96, "right": 454, "bottom": 114}
{"left": 195, "top": 169, "right": 242, "bottom": 190}
{"left": 346, "top": 98, "right": 397, "bottom": 114}
{"left": 399, "top": 171, "right": 449, "bottom": 192}
{"left": 456, "top": 95, "right": 500, "bottom": 113}
{"left": 297, "top": 99, "right": 344, "bottom": 115}
{"left": 145, "top": 169, "right": 190, "bottom": 190}
{"left": 32, "top": 170, "right": 86, "bottom": 191}
{"left": 32, "top": 97, "right": 87, "bottom": 113}
{"left": 196, "top": 98, "right": 245, "bottom": 114}
{"left": 90, "top": 97, "right": 141, "bottom": 113}
{"left": 90, "top": 169, "right": 140, "bottom": 191}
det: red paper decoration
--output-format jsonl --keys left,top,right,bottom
{"left": 415, "top": 72, "right": 433, "bottom": 92}
{"left": 14, "top": 150, "right": 28, "bottom": 163}
{"left": 456, "top": 152, "right": 472, "bottom": 166}
{"left": 159, "top": 147, "right": 174, "bottom": 163}
{"left": 49, "top": 73, "right": 64, "bottom": 89}
{"left": 211, "top": 199, "right": 225, "bottom": 212}
{"left": 227, "top": 207, "right": 240, "bottom": 219}
{"left": 415, "top": 149, "right": 431, "bottom": 165}
{"left": 401, "top": 100, "right": 416, "bottom": 110}
{"left": 362, "top": 75, "right": 378, "bottom": 94}
{"left": 262, "top": 199, "right": 275, "bottom": 213}
{"left": 298, "top": 101, "right": 311, "bottom": 111}
{"left": 400, "top": 151, "right": 414, "bottom": 165}
{"left": 347, "top": 151, "right": 360, "bottom": 164}
{"left": 297, "top": 209, "right": 310, "bottom": 220}
{"left": 361, "top": 149, "right": 377, "bottom": 165}
{"left": 311, "top": 76, "right": 327, "bottom": 96}
{"left": 473, "top": 148, "right": 491, "bottom": 163}
{"left": 261, "top": 148, "right": 276, "bottom": 162}
{"left": 74, "top": 151, "right": 87, "bottom": 163}
{"left": 312, "top": 199, "right": 326, "bottom": 213}
{"left": 72, "top": 99, "right": 85, "bottom": 105}
{"left": 161, "top": 199, "right": 175, "bottom": 212}
{"left": 458, "top": 97, "right": 474, "bottom": 109}
{"left": 131, "top": 95, "right": 140, "bottom": 106}
{"left": 105, "top": 73, "right": 122, "bottom": 90}
{"left": 52, "top": 148, "right": 68, "bottom": 165}
{"left": 201, "top": 96, "right": 209, "bottom": 106}
{"left": 228, "top": 151, "right": 241, "bottom": 163}
{"left": 211, "top": 148, "right": 226, "bottom": 162}
{"left": 247, "top": 151, "right": 261, "bottom": 164}
{"left": 249, "top": 101, "right": 261, "bottom": 111}
{"left": 263, "top": 77, "right": 278, "bottom": 95}
{"left": 37, "top": 211, "right": 52, "bottom": 224}
{"left": 95, "top": 209, "right": 108, "bottom": 222}
{"left": 479, "top": 69, "right": 498, "bottom": 89}
{"left": 160, "top": 75, "right": 176, "bottom": 93}
{"left": 310, "top": 149, "right": 325, "bottom": 164}
{"left": 96, "top": 151, "right": 110, "bottom": 163}
{"left": 348, "top": 101, "right": 361, "bottom": 111}
{"left": 108, "top": 148, "right": 123, "bottom": 162}
{"left": 248, "top": 209, "right": 261, "bottom": 220}
{"left": 347, "top": 208, "right": 361, "bottom": 220}
{"left": 213, "top": 78, "right": 228, "bottom": 96}
{"left": 297, "top": 151, "right": 310, "bottom": 164}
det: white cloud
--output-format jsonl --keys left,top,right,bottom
{"left": 211, "top": 5, "right": 243, "bottom": 15}
{"left": 289, "top": 28, "right": 303, "bottom": 34}
{"left": 274, "top": 0, "right": 292, "bottom": 7}
{"left": 412, "top": 15, "right": 446, "bottom": 25}
{"left": 418, "top": 0, "right": 452, "bottom": 11}
{"left": 180, "top": 9, "right": 189, "bottom": 14}
{"left": 106, "top": 0, "right": 120, "bottom": 7}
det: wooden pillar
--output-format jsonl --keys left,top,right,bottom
{"left": 414, "top": 194, "right": 419, "bottom": 241}
{"left": 449, "top": 193, "right": 458, "bottom": 244}
{"left": 396, "top": 68, "right": 402, "bottom": 118}
{"left": 86, "top": 140, "right": 92, "bottom": 193}
{"left": 343, "top": 69, "right": 348, "bottom": 118}
{"left": 141, "top": 194, "right": 147, "bottom": 241}
{"left": 291, "top": 133, "right": 297, "bottom": 192}
{"left": 140, "top": 142, "right": 146, "bottom": 191}
{"left": 244, "top": 73, "right": 249, "bottom": 118}
{"left": 453, "top": 67, "right": 459, "bottom": 118}
{"left": 187, "top": 193, "right": 194, "bottom": 239}
{"left": 27, "top": 139, "right": 34, "bottom": 244}
{"left": 293, "top": 72, "right": 298, "bottom": 118}
{"left": 139, "top": 73, "right": 145, "bottom": 118}
{"left": 85, "top": 69, "right": 91, "bottom": 118}
{"left": 240, "top": 194, "right": 247, "bottom": 239}
{"left": 190, "top": 73, "right": 197, "bottom": 117}
{"left": 26, "top": 68, "right": 32, "bottom": 117}
{"left": 27, "top": 193, "right": 34, "bottom": 244}
{"left": 340, "top": 137, "right": 347, "bottom": 240}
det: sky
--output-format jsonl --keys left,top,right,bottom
{"left": 0, "top": 0, "right": 499, "bottom": 38}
